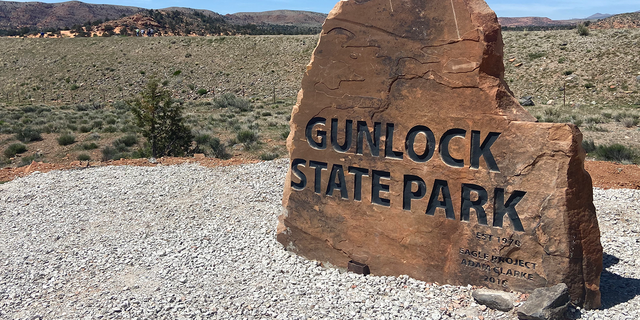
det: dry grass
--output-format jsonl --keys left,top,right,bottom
{"left": 0, "top": 29, "right": 639, "bottom": 166}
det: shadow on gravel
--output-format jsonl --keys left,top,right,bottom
{"left": 599, "top": 253, "right": 640, "bottom": 309}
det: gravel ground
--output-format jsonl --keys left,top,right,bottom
{"left": 0, "top": 159, "right": 638, "bottom": 320}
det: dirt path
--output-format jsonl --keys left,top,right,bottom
{"left": 1, "top": 158, "right": 638, "bottom": 190}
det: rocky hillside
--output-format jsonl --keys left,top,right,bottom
{"left": 591, "top": 12, "right": 640, "bottom": 29}
{"left": 226, "top": 10, "right": 326, "bottom": 28}
{"left": 0, "top": 1, "right": 143, "bottom": 29}
{"left": 498, "top": 17, "right": 571, "bottom": 27}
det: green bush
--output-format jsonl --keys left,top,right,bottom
{"left": 102, "top": 146, "right": 117, "bottom": 161}
{"left": 4, "top": 143, "right": 27, "bottom": 158}
{"left": 197, "top": 88, "right": 208, "bottom": 95}
{"left": 102, "top": 125, "right": 118, "bottom": 133}
{"left": 57, "top": 134, "right": 76, "bottom": 146}
{"left": 259, "top": 152, "right": 279, "bottom": 161}
{"left": 594, "top": 144, "right": 637, "bottom": 164}
{"left": 195, "top": 134, "right": 211, "bottom": 146}
{"left": 79, "top": 125, "right": 92, "bottom": 133}
{"left": 213, "top": 93, "right": 252, "bottom": 112}
{"left": 208, "top": 137, "right": 230, "bottom": 159}
{"left": 82, "top": 142, "right": 99, "bottom": 150}
{"left": 77, "top": 153, "right": 91, "bottom": 161}
{"left": 582, "top": 140, "right": 596, "bottom": 153}
{"left": 115, "top": 134, "right": 138, "bottom": 147}
{"left": 15, "top": 127, "right": 43, "bottom": 143}
{"left": 237, "top": 130, "right": 258, "bottom": 145}
{"left": 577, "top": 24, "right": 590, "bottom": 36}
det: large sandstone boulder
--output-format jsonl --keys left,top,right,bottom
{"left": 277, "top": 0, "right": 602, "bottom": 309}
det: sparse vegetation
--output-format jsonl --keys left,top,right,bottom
{"left": 130, "top": 77, "right": 193, "bottom": 158}
{"left": 57, "top": 134, "right": 76, "bottom": 146}
{"left": 0, "top": 27, "right": 639, "bottom": 167}
{"left": 593, "top": 144, "right": 638, "bottom": 164}
{"left": 577, "top": 23, "right": 590, "bottom": 36}
{"left": 4, "top": 143, "right": 27, "bottom": 158}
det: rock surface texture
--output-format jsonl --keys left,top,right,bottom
{"left": 472, "top": 289, "right": 516, "bottom": 312}
{"left": 517, "top": 283, "right": 571, "bottom": 320}
{"left": 277, "top": 0, "right": 602, "bottom": 309}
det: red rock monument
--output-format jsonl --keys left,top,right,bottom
{"left": 277, "top": 0, "right": 602, "bottom": 309}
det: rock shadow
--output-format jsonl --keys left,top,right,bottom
{"left": 599, "top": 253, "right": 640, "bottom": 309}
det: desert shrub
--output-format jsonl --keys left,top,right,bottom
{"left": 82, "top": 142, "right": 99, "bottom": 150}
{"left": 237, "top": 130, "right": 258, "bottom": 148}
{"left": 280, "top": 130, "right": 290, "bottom": 140}
{"left": 208, "top": 137, "right": 230, "bottom": 159}
{"left": 15, "top": 127, "right": 42, "bottom": 143}
{"left": 105, "top": 117, "right": 117, "bottom": 125}
{"left": 21, "top": 106, "right": 38, "bottom": 113}
{"left": 79, "top": 125, "right": 92, "bottom": 133}
{"left": 173, "top": 70, "right": 182, "bottom": 76}
{"left": 584, "top": 124, "right": 608, "bottom": 132}
{"left": 528, "top": 52, "right": 546, "bottom": 60}
{"left": 4, "top": 143, "right": 27, "bottom": 158}
{"left": 102, "top": 146, "right": 117, "bottom": 161}
{"left": 584, "top": 83, "right": 595, "bottom": 89}
{"left": 577, "top": 24, "right": 590, "bottom": 36}
{"left": 261, "top": 111, "right": 272, "bottom": 117}
{"left": 77, "top": 153, "right": 91, "bottom": 161}
{"left": 563, "top": 70, "right": 574, "bottom": 76}
{"left": 130, "top": 77, "right": 193, "bottom": 157}
{"left": 622, "top": 118, "right": 638, "bottom": 128}
{"left": 57, "top": 134, "right": 76, "bottom": 146}
{"left": 213, "top": 93, "right": 252, "bottom": 112}
{"left": 259, "top": 152, "right": 279, "bottom": 161}
{"left": 103, "top": 125, "right": 118, "bottom": 133}
{"left": 115, "top": 134, "right": 138, "bottom": 147}
{"left": 92, "top": 120, "right": 103, "bottom": 129}
{"left": 594, "top": 144, "right": 637, "bottom": 163}
{"left": 197, "top": 88, "right": 208, "bottom": 95}
{"left": 19, "top": 155, "right": 38, "bottom": 167}
{"left": 194, "top": 134, "right": 211, "bottom": 146}
{"left": 67, "top": 124, "right": 78, "bottom": 131}
{"left": 582, "top": 140, "right": 596, "bottom": 153}
{"left": 113, "top": 100, "right": 128, "bottom": 110}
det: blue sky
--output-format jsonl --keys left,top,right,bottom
{"left": 6, "top": 0, "right": 639, "bottom": 20}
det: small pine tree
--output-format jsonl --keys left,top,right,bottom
{"left": 130, "top": 77, "right": 194, "bottom": 158}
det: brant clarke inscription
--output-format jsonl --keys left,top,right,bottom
{"left": 277, "top": 0, "right": 603, "bottom": 309}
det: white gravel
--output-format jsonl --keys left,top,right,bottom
{"left": 0, "top": 159, "right": 638, "bottom": 320}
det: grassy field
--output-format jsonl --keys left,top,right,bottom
{"left": 0, "top": 29, "right": 639, "bottom": 167}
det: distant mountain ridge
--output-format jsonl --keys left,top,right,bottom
{"left": 0, "top": 1, "right": 637, "bottom": 34}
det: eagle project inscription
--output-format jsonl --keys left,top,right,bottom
{"left": 276, "top": 0, "right": 603, "bottom": 309}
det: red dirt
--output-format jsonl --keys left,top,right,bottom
{"left": 1, "top": 158, "right": 639, "bottom": 190}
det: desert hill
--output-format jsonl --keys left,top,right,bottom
{"left": 590, "top": 12, "right": 640, "bottom": 29}
{"left": 0, "top": 1, "right": 143, "bottom": 29}
{"left": 0, "top": 1, "right": 323, "bottom": 37}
